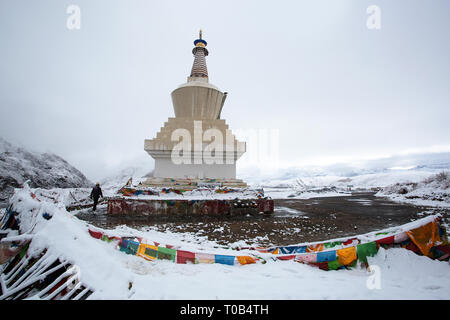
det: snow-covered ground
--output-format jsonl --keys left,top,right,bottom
{"left": 124, "top": 247, "right": 450, "bottom": 300}
{"left": 2, "top": 187, "right": 449, "bottom": 300}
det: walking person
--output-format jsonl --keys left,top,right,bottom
{"left": 90, "top": 182, "right": 103, "bottom": 212}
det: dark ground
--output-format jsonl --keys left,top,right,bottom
{"left": 75, "top": 192, "right": 450, "bottom": 247}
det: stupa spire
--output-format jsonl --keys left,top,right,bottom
{"left": 190, "top": 30, "right": 209, "bottom": 79}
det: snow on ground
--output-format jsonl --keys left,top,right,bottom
{"left": 249, "top": 170, "right": 437, "bottom": 190}
{"left": 4, "top": 187, "right": 449, "bottom": 300}
{"left": 126, "top": 247, "right": 450, "bottom": 300}
{"left": 30, "top": 217, "right": 450, "bottom": 299}
{"left": 23, "top": 214, "right": 450, "bottom": 299}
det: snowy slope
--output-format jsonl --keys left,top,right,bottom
{"left": 240, "top": 152, "right": 450, "bottom": 191}
{"left": 0, "top": 137, "right": 92, "bottom": 203}
{"left": 377, "top": 171, "right": 450, "bottom": 207}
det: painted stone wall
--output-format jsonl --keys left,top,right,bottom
{"left": 107, "top": 198, "right": 274, "bottom": 216}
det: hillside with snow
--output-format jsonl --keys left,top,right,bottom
{"left": 241, "top": 152, "right": 450, "bottom": 187}
{"left": 377, "top": 171, "right": 450, "bottom": 207}
{"left": 0, "top": 138, "right": 92, "bottom": 204}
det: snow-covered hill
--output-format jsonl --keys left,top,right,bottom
{"left": 377, "top": 171, "right": 450, "bottom": 207}
{"left": 236, "top": 152, "right": 450, "bottom": 201}
{"left": 0, "top": 137, "right": 92, "bottom": 204}
{"left": 240, "top": 152, "right": 450, "bottom": 190}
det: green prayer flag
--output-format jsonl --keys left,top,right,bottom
{"left": 19, "top": 242, "right": 30, "bottom": 259}
{"left": 324, "top": 241, "right": 342, "bottom": 249}
{"left": 157, "top": 247, "right": 176, "bottom": 262}
{"left": 375, "top": 232, "right": 389, "bottom": 236}
{"left": 328, "top": 260, "right": 343, "bottom": 270}
{"left": 101, "top": 235, "right": 112, "bottom": 243}
{"left": 356, "top": 242, "right": 378, "bottom": 263}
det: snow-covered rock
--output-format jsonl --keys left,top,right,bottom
{"left": 0, "top": 137, "right": 92, "bottom": 203}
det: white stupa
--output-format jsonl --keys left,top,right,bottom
{"left": 143, "top": 31, "right": 247, "bottom": 189}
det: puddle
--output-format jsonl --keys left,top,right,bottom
{"left": 274, "top": 206, "right": 309, "bottom": 218}
{"left": 345, "top": 198, "right": 373, "bottom": 206}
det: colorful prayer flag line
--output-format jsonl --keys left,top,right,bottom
{"left": 86, "top": 213, "right": 448, "bottom": 271}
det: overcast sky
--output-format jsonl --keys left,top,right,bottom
{"left": 1, "top": 0, "right": 449, "bottom": 181}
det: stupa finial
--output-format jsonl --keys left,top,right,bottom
{"left": 191, "top": 30, "right": 209, "bottom": 78}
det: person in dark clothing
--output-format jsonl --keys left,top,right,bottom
{"left": 90, "top": 182, "right": 103, "bottom": 212}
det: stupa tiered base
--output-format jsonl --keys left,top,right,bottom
{"left": 140, "top": 177, "right": 248, "bottom": 190}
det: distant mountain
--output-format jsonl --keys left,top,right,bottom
{"left": 377, "top": 171, "right": 450, "bottom": 206}
{"left": 0, "top": 137, "right": 92, "bottom": 203}
{"left": 239, "top": 152, "right": 450, "bottom": 189}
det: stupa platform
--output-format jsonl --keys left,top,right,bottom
{"left": 106, "top": 185, "right": 274, "bottom": 216}
{"left": 107, "top": 197, "right": 274, "bottom": 217}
